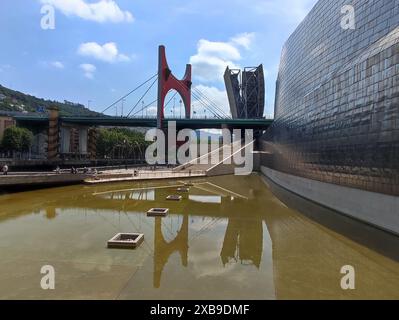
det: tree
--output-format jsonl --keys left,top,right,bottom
{"left": 96, "top": 128, "right": 149, "bottom": 159}
{"left": 1, "top": 126, "right": 33, "bottom": 153}
{"left": 20, "top": 128, "right": 34, "bottom": 151}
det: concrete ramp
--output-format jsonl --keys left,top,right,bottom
{"left": 174, "top": 140, "right": 254, "bottom": 177}
{"left": 206, "top": 140, "right": 255, "bottom": 176}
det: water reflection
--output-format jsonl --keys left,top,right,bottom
{"left": 221, "top": 218, "right": 263, "bottom": 268}
{"left": 45, "top": 206, "right": 57, "bottom": 220}
{"left": 153, "top": 216, "right": 188, "bottom": 288}
{"left": 189, "top": 195, "right": 221, "bottom": 204}
{"left": 0, "top": 175, "right": 399, "bottom": 299}
{"left": 100, "top": 182, "right": 263, "bottom": 288}
{"left": 98, "top": 189, "right": 153, "bottom": 201}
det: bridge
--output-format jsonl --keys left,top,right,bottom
{"left": 15, "top": 115, "right": 272, "bottom": 130}
{"left": 11, "top": 45, "right": 273, "bottom": 161}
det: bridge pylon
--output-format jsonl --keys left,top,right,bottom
{"left": 157, "top": 45, "right": 192, "bottom": 128}
{"left": 153, "top": 216, "right": 189, "bottom": 288}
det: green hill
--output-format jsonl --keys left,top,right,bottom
{"left": 0, "top": 84, "right": 102, "bottom": 117}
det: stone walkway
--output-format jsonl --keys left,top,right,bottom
{"left": 85, "top": 169, "right": 206, "bottom": 185}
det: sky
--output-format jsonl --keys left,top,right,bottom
{"left": 0, "top": 0, "right": 318, "bottom": 117}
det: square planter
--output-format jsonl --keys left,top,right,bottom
{"left": 166, "top": 195, "right": 182, "bottom": 201}
{"left": 107, "top": 233, "right": 144, "bottom": 249}
{"left": 177, "top": 187, "right": 190, "bottom": 193}
{"left": 147, "top": 208, "right": 169, "bottom": 217}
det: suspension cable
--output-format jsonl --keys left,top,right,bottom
{"left": 101, "top": 73, "right": 158, "bottom": 114}
{"left": 130, "top": 98, "right": 158, "bottom": 117}
{"left": 171, "top": 80, "right": 224, "bottom": 119}
{"left": 126, "top": 77, "right": 158, "bottom": 118}
{"left": 192, "top": 93, "right": 222, "bottom": 118}
{"left": 189, "top": 85, "right": 227, "bottom": 116}
{"left": 119, "top": 76, "right": 228, "bottom": 120}
{"left": 129, "top": 92, "right": 178, "bottom": 119}
{"left": 165, "top": 91, "right": 178, "bottom": 109}
{"left": 191, "top": 91, "right": 224, "bottom": 119}
{"left": 193, "top": 87, "right": 231, "bottom": 118}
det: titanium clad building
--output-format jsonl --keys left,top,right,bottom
{"left": 260, "top": 0, "right": 399, "bottom": 234}
{"left": 224, "top": 65, "right": 265, "bottom": 119}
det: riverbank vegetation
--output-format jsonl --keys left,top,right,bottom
{"left": 0, "top": 126, "right": 33, "bottom": 156}
{"left": 96, "top": 128, "right": 149, "bottom": 160}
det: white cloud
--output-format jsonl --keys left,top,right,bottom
{"left": 40, "top": 0, "right": 134, "bottom": 23}
{"left": 78, "top": 42, "right": 130, "bottom": 63}
{"left": 189, "top": 33, "right": 256, "bottom": 117}
{"left": 80, "top": 63, "right": 96, "bottom": 79}
{"left": 231, "top": 32, "right": 255, "bottom": 50}
{"left": 196, "top": 39, "right": 242, "bottom": 61}
{"left": 51, "top": 61, "right": 65, "bottom": 69}
{"left": 190, "top": 55, "right": 239, "bottom": 83}
{"left": 189, "top": 33, "right": 255, "bottom": 83}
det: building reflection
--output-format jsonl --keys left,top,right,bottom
{"left": 152, "top": 212, "right": 264, "bottom": 287}
{"left": 2, "top": 176, "right": 399, "bottom": 299}
{"left": 151, "top": 196, "right": 264, "bottom": 287}
{"left": 220, "top": 218, "right": 263, "bottom": 268}
{"left": 98, "top": 182, "right": 265, "bottom": 288}
{"left": 9, "top": 180, "right": 265, "bottom": 289}
{"left": 41, "top": 180, "right": 399, "bottom": 297}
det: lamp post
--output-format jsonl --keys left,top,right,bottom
{"left": 123, "top": 139, "right": 127, "bottom": 159}
{"left": 173, "top": 97, "right": 176, "bottom": 118}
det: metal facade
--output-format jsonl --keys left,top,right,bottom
{"left": 261, "top": 0, "right": 399, "bottom": 196}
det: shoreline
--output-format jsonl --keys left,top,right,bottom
{"left": 0, "top": 167, "right": 206, "bottom": 192}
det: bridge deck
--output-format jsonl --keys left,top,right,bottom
{"left": 14, "top": 115, "right": 273, "bottom": 129}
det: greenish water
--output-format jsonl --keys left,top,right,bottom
{"left": 0, "top": 174, "right": 398, "bottom": 299}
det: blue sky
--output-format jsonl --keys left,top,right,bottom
{"left": 0, "top": 0, "right": 318, "bottom": 117}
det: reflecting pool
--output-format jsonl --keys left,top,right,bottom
{"left": 0, "top": 174, "right": 398, "bottom": 299}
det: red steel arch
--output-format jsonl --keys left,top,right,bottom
{"left": 157, "top": 45, "right": 192, "bottom": 128}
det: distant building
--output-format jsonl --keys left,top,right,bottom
{"left": 36, "top": 106, "right": 46, "bottom": 113}
{"left": 0, "top": 116, "right": 15, "bottom": 140}
{"left": 224, "top": 65, "right": 265, "bottom": 119}
{"left": 0, "top": 94, "right": 6, "bottom": 101}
